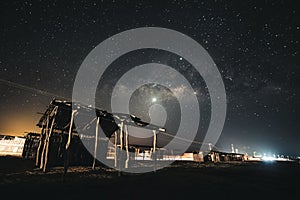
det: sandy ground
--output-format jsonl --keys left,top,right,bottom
{"left": 0, "top": 156, "right": 299, "bottom": 199}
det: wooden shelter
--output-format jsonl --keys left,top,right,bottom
{"left": 34, "top": 99, "right": 166, "bottom": 173}
{"left": 33, "top": 99, "right": 248, "bottom": 175}
{"left": 35, "top": 100, "right": 94, "bottom": 172}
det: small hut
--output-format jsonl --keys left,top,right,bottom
{"left": 34, "top": 99, "right": 114, "bottom": 172}
{"left": 34, "top": 99, "right": 166, "bottom": 173}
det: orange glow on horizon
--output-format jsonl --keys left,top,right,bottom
{"left": 0, "top": 113, "right": 40, "bottom": 136}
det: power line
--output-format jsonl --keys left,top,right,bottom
{"left": 0, "top": 78, "right": 69, "bottom": 101}
{"left": 0, "top": 78, "right": 222, "bottom": 151}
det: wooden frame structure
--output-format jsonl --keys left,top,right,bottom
{"left": 34, "top": 99, "right": 166, "bottom": 174}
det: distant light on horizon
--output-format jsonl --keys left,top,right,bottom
{"left": 262, "top": 156, "right": 276, "bottom": 162}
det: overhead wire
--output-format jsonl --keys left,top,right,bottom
{"left": 0, "top": 78, "right": 223, "bottom": 152}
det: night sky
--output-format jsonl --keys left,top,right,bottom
{"left": 0, "top": 0, "right": 299, "bottom": 156}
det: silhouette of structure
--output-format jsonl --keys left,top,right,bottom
{"left": 30, "top": 99, "right": 248, "bottom": 174}
{"left": 33, "top": 99, "right": 166, "bottom": 173}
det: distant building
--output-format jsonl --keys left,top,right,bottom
{"left": 0, "top": 135, "right": 26, "bottom": 157}
{"left": 22, "top": 132, "right": 41, "bottom": 159}
{"left": 204, "top": 150, "right": 245, "bottom": 162}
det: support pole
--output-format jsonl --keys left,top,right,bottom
{"left": 125, "top": 124, "right": 129, "bottom": 169}
{"left": 40, "top": 114, "right": 50, "bottom": 169}
{"left": 43, "top": 106, "right": 58, "bottom": 172}
{"left": 92, "top": 117, "right": 100, "bottom": 170}
{"left": 120, "top": 122, "right": 123, "bottom": 151}
{"left": 114, "top": 131, "right": 118, "bottom": 167}
{"left": 64, "top": 110, "right": 76, "bottom": 176}
{"left": 118, "top": 121, "right": 123, "bottom": 176}
{"left": 153, "top": 130, "right": 157, "bottom": 153}
{"left": 153, "top": 130, "right": 157, "bottom": 172}
{"left": 35, "top": 127, "right": 44, "bottom": 166}
{"left": 135, "top": 147, "right": 139, "bottom": 160}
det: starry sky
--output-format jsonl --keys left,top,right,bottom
{"left": 0, "top": 0, "right": 299, "bottom": 156}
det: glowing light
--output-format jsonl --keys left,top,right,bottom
{"left": 262, "top": 156, "right": 276, "bottom": 162}
{"left": 152, "top": 97, "right": 157, "bottom": 102}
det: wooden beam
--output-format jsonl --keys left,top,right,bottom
{"left": 153, "top": 130, "right": 157, "bottom": 172}
{"left": 125, "top": 124, "right": 129, "bottom": 169}
{"left": 43, "top": 106, "right": 58, "bottom": 172}
{"left": 92, "top": 117, "right": 100, "bottom": 170}
{"left": 114, "top": 131, "right": 118, "bottom": 167}
{"left": 118, "top": 121, "right": 123, "bottom": 176}
{"left": 64, "top": 109, "right": 76, "bottom": 176}
{"left": 39, "top": 114, "right": 50, "bottom": 169}
{"left": 35, "top": 127, "right": 44, "bottom": 166}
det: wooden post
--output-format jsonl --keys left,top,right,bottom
{"left": 114, "top": 131, "right": 118, "bottom": 167}
{"left": 92, "top": 117, "right": 100, "bottom": 170}
{"left": 64, "top": 110, "right": 76, "bottom": 176}
{"left": 125, "top": 124, "right": 129, "bottom": 169}
{"left": 135, "top": 147, "right": 140, "bottom": 160}
{"left": 153, "top": 130, "right": 157, "bottom": 153}
{"left": 40, "top": 114, "right": 50, "bottom": 169}
{"left": 120, "top": 122, "right": 123, "bottom": 151}
{"left": 153, "top": 130, "right": 157, "bottom": 172}
{"left": 35, "top": 127, "right": 44, "bottom": 166}
{"left": 43, "top": 107, "right": 58, "bottom": 172}
{"left": 118, "top": 121, "right": 123, "bottom": 176}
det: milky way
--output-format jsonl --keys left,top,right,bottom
{"left": 0, "top": 0, "right": 299, "bottom": 156}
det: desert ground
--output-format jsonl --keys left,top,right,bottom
{"left": 0, "top": 156, "right": 299, "bottom": 199}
